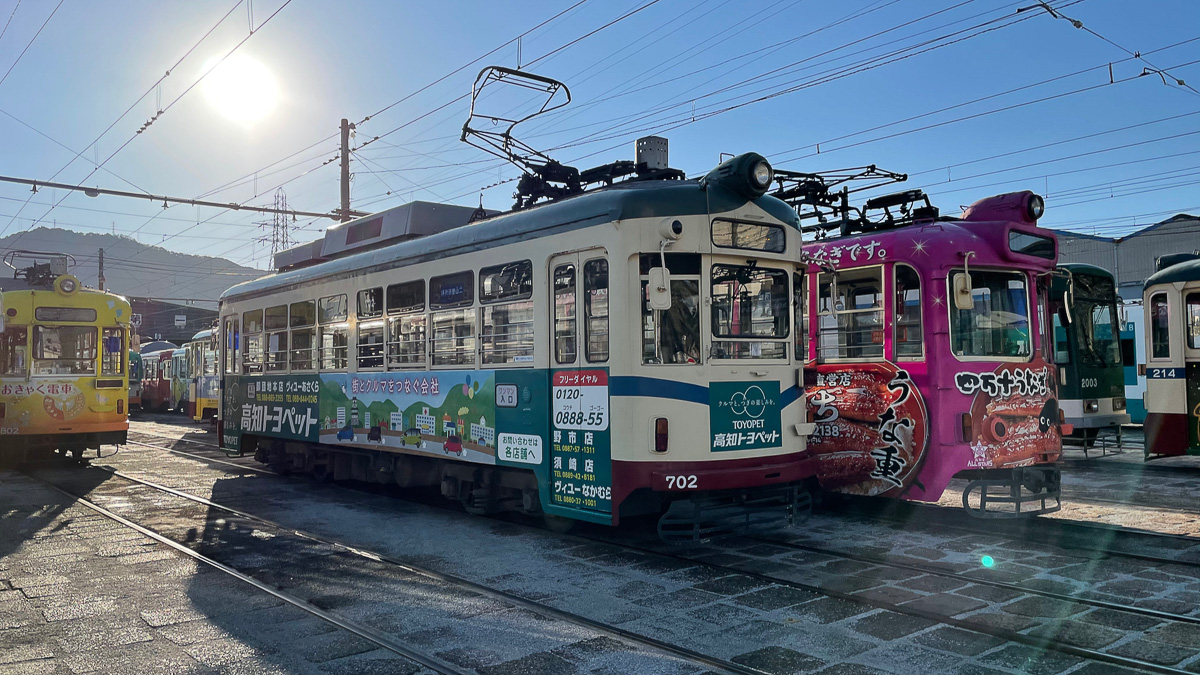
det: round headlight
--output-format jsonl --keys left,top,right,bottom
{"left": 750, "top": 159, "right": 772, "bottom": 190}
{"left": 59, "top": 277, "right": 76, "bottom": 293}
{"left": 1027, "top": 194, "right": 1045, "bottom": 221}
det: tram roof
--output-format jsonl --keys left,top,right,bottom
{"left": 1058, "top": 262, "right": 1114, "bottom": 279}
{"left": 221, "top": 179, "right": 799, "bottom": 303}
{"left": 1144, "top": 258, "right": 1200, "bottom": 289}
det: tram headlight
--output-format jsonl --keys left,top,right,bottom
{"left": 1026, "top": 193, "right": 1045, "bottom": 221}
{"left": 1113, "top": 397, "right": 1126, "bottom": 411}
{"left": 750, "top": 159, "right": 773, "bottom": 191}
{"left": 702, "top": 152, "right": 773, "bottom": 200}
{"left": 55, "top": 275, "right": 79, "bottom": 295}
{"left": 1085, "top": 399, "right": 1099, "bottom": 413}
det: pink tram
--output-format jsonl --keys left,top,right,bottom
{"left": 779, "top": 171, "right": 1068, "bottom": 516}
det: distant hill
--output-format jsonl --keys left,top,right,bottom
{"left": 0, "top": 227, "right": 264, "bottom": 303}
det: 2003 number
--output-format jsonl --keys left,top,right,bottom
{"left": 665, "top": 475, "right": 698, "bottom": 489}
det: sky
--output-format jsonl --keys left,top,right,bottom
{"left": 0, "top": 0, "right": 1197, "bottom": 274}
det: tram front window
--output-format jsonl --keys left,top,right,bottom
{"left": 641, "top": 280, "right": 701, "bottom": 364}
{"left": 710, "top": 263, "right": 788, "bottom": 359}
{"left": 33, "top": 325, "right": 97, "bottom": 375}
{"left": 950, "top": 271, "right": 1030, "bottom": 359}
{"left": 0, "top": 327, "right": 27, "bottom": 376}
{"left": 1072, "top": 275, "right": 1122, "bottom": 367}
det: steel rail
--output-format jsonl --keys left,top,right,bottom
{"left": 26, "top": 474, "right": 469, "bottom": 675}
{"left": 43, "top": 464, "right": 775, "bottom": 675}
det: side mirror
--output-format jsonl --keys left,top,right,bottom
{"left": 648, "top": 267, "right": 672, "bottom": 311}
{"left": 953, "top": 273, "right": 974, "bottom": 311}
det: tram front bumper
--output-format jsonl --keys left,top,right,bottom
{"left": 1064, "top": 413, "right": 1132, "bottom": 429}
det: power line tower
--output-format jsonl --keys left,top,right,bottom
{"left": 255, "top": 188, "right": 293, "bottom": 261}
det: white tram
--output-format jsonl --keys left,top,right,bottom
{"left": 217, "top": 150, "right": 818, "bottom": 540}
{"left": 1142, "top": 252, "right": 1200, "bottom": 459}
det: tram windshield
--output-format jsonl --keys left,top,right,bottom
{"left": 1072, "top": 273, "right": 1122, "bottom": 367}
{"left": 32, "top": 325, "right": 97, "bottom": 374}
{"left": 950, "top": 271, "right": 1030, "bottom": 359}
{"left": 710, "top": 264, "right": 788, "bottom": 359}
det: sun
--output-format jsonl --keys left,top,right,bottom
{"left": 200, "top": 52, "right": 279, "bottom": 125}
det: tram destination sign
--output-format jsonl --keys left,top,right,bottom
{"left": 709, "top": 381, "right": 782, "bottom": 451}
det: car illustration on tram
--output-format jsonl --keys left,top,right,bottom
{"left": 1051, "top": 263, "right": 1130, "bottom": 443}
{"left": 776, "top": 170, "right": 1067, "bottom": 516}
{"left": 0, "top": 251, "right": 131, "bottom": 463}
{"left": 217, "top": 142, "right": 820, "bottom": 541}
{"left": 1142, "top": 252, "right": 1200, "bottom": 459}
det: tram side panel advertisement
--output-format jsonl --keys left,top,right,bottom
{"left": 709, "top": 381, "right": 783, "bottom": 451}
{"left": 549, "top": 369, "right": 612, "bottom": 515}
{"left": 224, "top": 374, "right": 322, "bottom": 446}
{"left": 805, "top": 362, "right": 929, "bottom": 497}
{"left": 954, "top": 357, "right": 1061, "bottom": 467}
{"left": 317, "top": 371, "right": 498, "bottom": 464}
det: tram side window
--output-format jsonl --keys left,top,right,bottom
{"left": 584, "top": 259, "right": 609, "bottom": 363}
{"left": 318, "top": 294, "right": 349, "bottom": 371}
{"left": 264, "top": 305, "right": 288, "bottom": 372}
{"left": 1187, "top": 293, "right": 1200, "bottom": 350}
{"left": 949, "top": 271, "right": 1030, "bottom": 359}
{"left": 430, "top": 272, "right": 475, "bottom": 367}
{"left": 0, "top": 327, "right": 27, "bottom": 376}
{"left": 289, "top": 301, "right": 315, "bottom": 371}
{"left": 639, "top": 253, "right": 702, "bottom": 365}
{"left": 242, "top": 309, "right": 263, "bottom": 374}
{"left": 33, "top": 325, "right": 97, "bottom": 375}
{"left": 101, "top": 328, "right": 125, "bottom": 376}
{"left": 817, "top": 267, "right": 884, "bottom": 361}
{"left": 710, "top": 263, "right": 788, "bottom": 360}
{"left": 357, "top": 288, "right": 385, "bottom": 369}
{"left": 1150, "top": 293, "right": 1170, "bottom": 359}
{"left": 795, "top": 273, "right": 808, "bottom": 361}
{"left": 481, "top": 261, "right": 534, "bottom": 365}
{"left": 554, "top": 264, "right": 577, "bottom": 365}
{"left": 386, "top": 280, "right": 425, "bottom": 369}
{"left": 1052, "top": 312, "right": 1070, "bottom": 364}
{"left": 895, "top": 265, "right": 923, "bottom": 359}
{"left": 222, "top": 317, "right": 239, "bottom": 374}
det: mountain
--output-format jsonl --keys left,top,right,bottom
{"left": 0, "top": 227, "right": 264, "bottom": 302}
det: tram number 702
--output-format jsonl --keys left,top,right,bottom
{"left": 664, "top": 475, "right": 698, "bottom": 489}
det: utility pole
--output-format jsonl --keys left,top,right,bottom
{"left": 339, "top": 118, "right": 355, "bottom": 222}
{"left": 97, "top": 247, "right": 105, "bottom": 291}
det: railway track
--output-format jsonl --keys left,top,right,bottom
{"left": 27, "top": 462, "right": 778, "bottom": 675}
{"left": 129, "top": 423, "right": 1200, "bottom": 567}
{"left": 95, "top": 429, "right": 1200, "bottom": 673}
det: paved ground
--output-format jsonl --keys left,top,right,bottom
{"left": 3, "top": 417, "right": 1199, "bottom": 674}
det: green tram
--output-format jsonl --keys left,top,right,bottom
{"left": 1051, "top": 263, "right": 1129, "bottom": 442}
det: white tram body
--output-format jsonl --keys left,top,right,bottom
{"left": 1142, "top": 253, "right": 1200, "bottom": 458}
{"left": 217, "top": 152, "right": 817, "bottom": 538}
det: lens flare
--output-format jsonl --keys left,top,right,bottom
{"left": 981, "top": 555, "right": 995, "bottom": 568}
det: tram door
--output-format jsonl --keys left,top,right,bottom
{"left": 547, "top": 250, "right": 613, "bottom": 516}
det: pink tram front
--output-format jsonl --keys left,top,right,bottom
{"left": 797, "top": 191, "right": 1067, "bottom": 515}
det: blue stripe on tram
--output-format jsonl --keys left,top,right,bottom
{"left": 609, "top": 377, "right": 805, "bottom": 408}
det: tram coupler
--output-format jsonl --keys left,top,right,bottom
{"left": 960, "top": 465, "right": 1061, "bottom": 518}
{"left": 657, "top": 483, "right": 811, "bottom": 543}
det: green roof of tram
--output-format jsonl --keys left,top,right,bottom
{"left": 1145, "top": 258, "right": 1200, "bottom": 289}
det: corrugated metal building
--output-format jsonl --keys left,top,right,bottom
{"left": 1054, "top": 214, "right": 1200, "bottom": 299}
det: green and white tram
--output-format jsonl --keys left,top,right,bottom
{"left": 217, "top": 151, "right": 818, "bottom": 540}
{"left": 1052, "top": 263, "right": 1129, "bottom": 443}
{"left": 1142, "top": 253, "right": 1200, "bottom": 459}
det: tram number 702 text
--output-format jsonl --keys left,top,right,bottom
{"left": 665, "top": 475, "right": 698, "bottom": 489}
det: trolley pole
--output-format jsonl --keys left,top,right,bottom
{"left": 97, "top": 247, "right": 105, "bottom": 291}
{"left": 339, "top": 118, "right": 355, "bottom": 222}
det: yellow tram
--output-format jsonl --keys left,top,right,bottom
{"left": 0, "top": 252, "right": 131, "bottom": 463}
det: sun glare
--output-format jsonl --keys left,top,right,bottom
{"left": 201, "top": 52, "right": 279, "bottom": 125}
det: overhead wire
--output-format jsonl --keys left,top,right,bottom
{"left": 0, "top": 0, "right": 62, "bottom": 89}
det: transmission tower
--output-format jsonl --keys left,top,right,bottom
{"left": 255, "top": 188, "right": 294, "bottom": 259}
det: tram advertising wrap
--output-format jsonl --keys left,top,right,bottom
{"left": 224, "top": 368, "right": 615, "bottom": 518}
